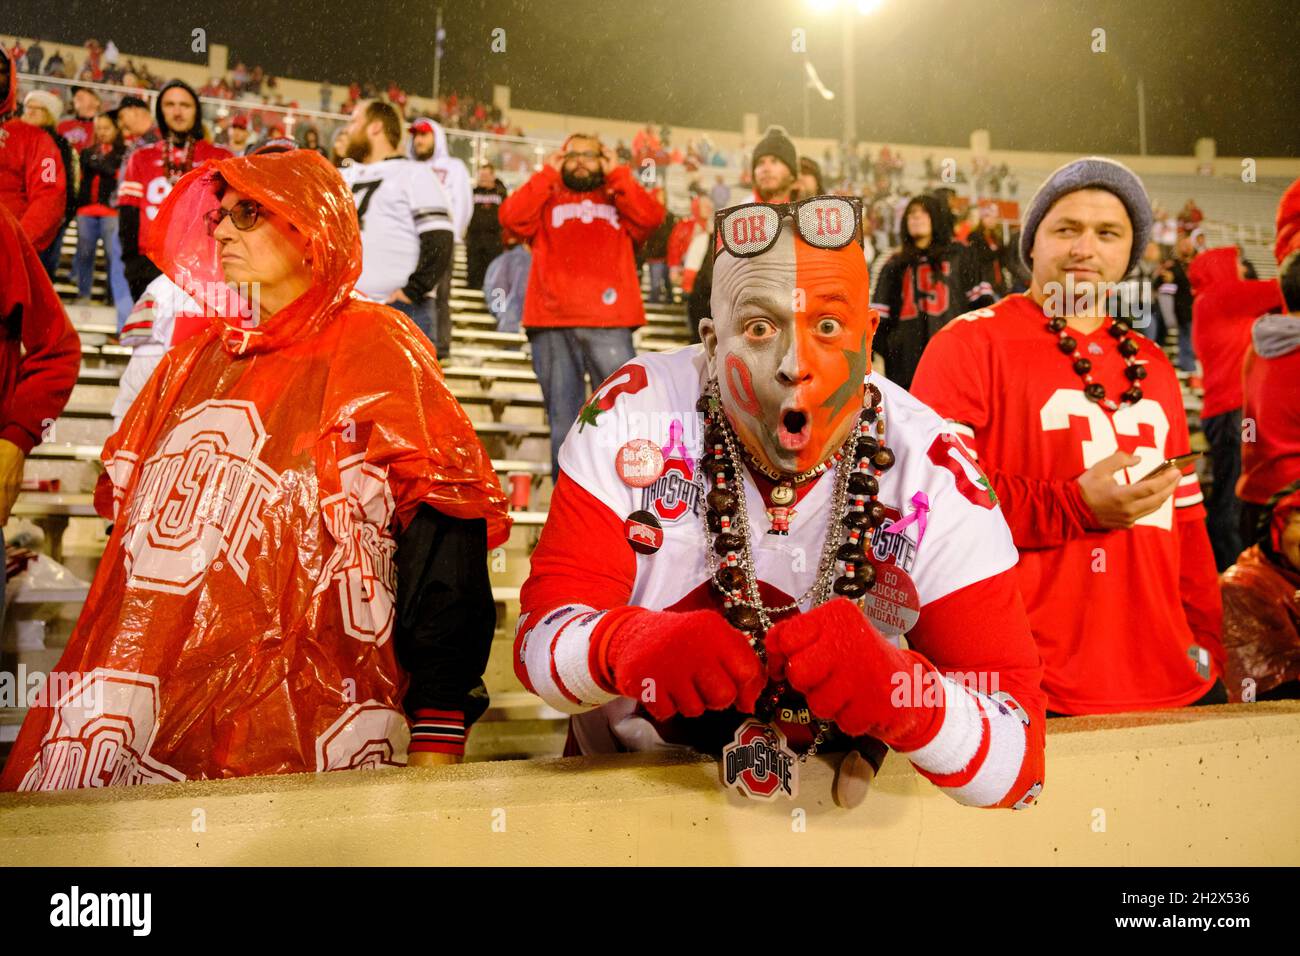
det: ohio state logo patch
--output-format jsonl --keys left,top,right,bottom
{"left": 120, "top": 399, "right": 279, "bottom": 595}
{"left": 721, "top": 719, "right": 798, "bottom": 800}
{"left": 313, "top": 454, "right": 398, "bottom": 645}
{"left": 641, "top": 456, "right": 700, "bottom": 522}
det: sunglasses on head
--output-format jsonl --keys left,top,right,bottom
{"left": 204, "top": 199, "right": 265, "bottom": 236}
{"left": 714, "top": 196, "right": 864, "bottom": 258}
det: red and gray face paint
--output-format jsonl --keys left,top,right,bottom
{"left": 709, "top": 226, "right": 878, "bottom": 474}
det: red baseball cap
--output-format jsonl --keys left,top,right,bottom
{"left": 408, "top": 118, "right": 435, "bottom": 134}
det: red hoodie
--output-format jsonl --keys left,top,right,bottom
{"left": 1189, "top": 246, "right": 1282, "bottom": 420}
{"left": 1239, "top": 314, "right": 1300, "bottom": 505}
{"left": 498, "top": 163, "right": 664, "bottom": 329}
{"left": 0, "top": 203, "right": 80, "bottom": 453}
{"left": 0, "top": 49, "right": 66, "bottom": 249}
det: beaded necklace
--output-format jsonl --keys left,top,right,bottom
{"left": 1046, "top": 314, "right": 1147, "bottom": 411}
{"left": 696, "top": 377, "right": 896, "bottom": 757}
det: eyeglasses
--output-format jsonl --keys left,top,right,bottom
{"left": 564, "top": 150, "right": 601, "bottom": 162}
{"left": 713, "top": 196, "right": 864, "bottom": 259}
{"left": 204, "top": 200, "right": 265, "bottom": 236}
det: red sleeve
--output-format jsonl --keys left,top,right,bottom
{"left": 904, "top": 568, "right": 1046, "bottom": 809}
{"left": 0, "top": 207, "right": 80, "bottom": 454}
{"left": 666, "top": 220, "right": 693, "bottom": 267}
{"left": 1239, "top": 277, "right": 1284, "bottom": 319}
{"left": 604, "top": 165, "right": 665, "bottom": 244}
{"left": 515, "top": 470, "right": 636, "bottom": 700}
{"left": 20, "top": 131, "right": 66, "bottom": 250}
{"left": 1178, "top": 506, "right": 1226, "bottom": 676}
{"left": 496, "top": 166, "right": 560, "bottom": 240}
{"left": 984, "top": 465, "right": 1097, "bottom": 550}
{"left": 910, "top": 322, "right": 991, "bottom": 433}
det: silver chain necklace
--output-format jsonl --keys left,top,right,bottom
{"left": 699, "top": 378, "right": 888, "bottom": 759}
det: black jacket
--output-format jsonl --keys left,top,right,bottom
{"left": 393, "top": 504, "right": 497, "bottom": 731}
{"left": 468, "top": 180, "right": 507, "bottom": 240}
{"left": 76, "top": 142, "right": 125, "bottom": 210}
{"left": 872, "top": 242, "right": 992, "bottom": 390}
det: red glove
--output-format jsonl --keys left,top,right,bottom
{"left": 765, "top": 598, "right": 942, "bottom": 748}
{"left": 590, "top": 607, "right": 766, "bottom": 721}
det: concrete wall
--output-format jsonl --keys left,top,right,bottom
{"left": 2, "top": 702, "right": 1297, "bottom": 866}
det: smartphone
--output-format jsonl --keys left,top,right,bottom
{"left": 1137, "top": 452, "right": 1201, "bottom": 482}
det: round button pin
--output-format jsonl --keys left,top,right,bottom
{"left": 616, "top": 439, "right": 665, "bottom": 488}
{"left": 624, "top": 509, "right": 664, "bottom": 555}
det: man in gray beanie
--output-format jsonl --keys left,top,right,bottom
{"left": 911, "top": 156, "right": 1225, "bottom": 718}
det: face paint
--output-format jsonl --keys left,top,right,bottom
{"left": 710, "top": 227, "right": 878, "bottom": 475}
{"left": 725, "top": 353, "right": 761, "bottom": 417}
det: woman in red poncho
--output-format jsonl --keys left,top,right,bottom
{"left": 1222, "top": 482, "right": 1300, "bottom": 702}
{"left": 1, "top": 147, "right": 511, "bottom": 790}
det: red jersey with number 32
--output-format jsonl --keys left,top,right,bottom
{"left": 911, "top": 293, "right": 1211, "bottom": 713}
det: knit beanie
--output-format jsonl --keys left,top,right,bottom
{"left": 751, "top": 125, "right": 798, "bottom": 180}
{"left": 1019, "top": 156, "right": 1152, "bottom": 275}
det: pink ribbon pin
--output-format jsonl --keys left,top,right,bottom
{"left": 884, "top": 491, "right": 930, "bottom": 548}
{"left": 662, "top": 418, "right": 694, "bottom": 470}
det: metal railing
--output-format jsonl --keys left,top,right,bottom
{"left": 18, "top": 73, "right": 559, "bottom": 188}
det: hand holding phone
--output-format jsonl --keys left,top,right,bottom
{"left": 1137, "top": 452, "right": 1201, "bottom": 482}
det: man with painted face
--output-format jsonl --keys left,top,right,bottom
{"left": 516, "top": 196, "right": 1047, "bottom": 810}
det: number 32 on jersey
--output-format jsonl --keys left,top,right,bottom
{"left": 1039, "top": 388, "right": 1173, "bottom": 530}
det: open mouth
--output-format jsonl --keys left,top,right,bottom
{"left": 778, "top": 409, "right": 810, "bottom": 451}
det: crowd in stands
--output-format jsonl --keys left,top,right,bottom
{"left": 6, "top": 37, "right": 525, "bottom": 139}
{"left": 6, "top": 36, "right": 164, "bottom": 89}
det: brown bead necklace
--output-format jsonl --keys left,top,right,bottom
{"left": 1046, "top": 314, "right": 1147, "bottom": 412}
{"left": 695, "top": 378, "right": 896, "bottom": 754}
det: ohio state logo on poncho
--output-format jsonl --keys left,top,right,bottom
{"left": 115, "top": 399, "right": 279, "bottom": 595}
{"left": 721, "top": 719, "right": 798, "bottom": 800}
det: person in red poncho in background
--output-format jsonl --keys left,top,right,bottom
{"left": 1221, "top": 481, "right": 1300, "bottom": 703}
{"left": 0, "top": 147, "right": 510, "bottom": 791}
{"left": 1224, "top": 199, "right": 1300, "bottom": 703}
{"left": 1188, "top": 245, "right": 1282, "bottom": 571}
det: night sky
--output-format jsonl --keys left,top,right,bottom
{"left": 9, "top": 0, "right": 1299, "bottom": 155}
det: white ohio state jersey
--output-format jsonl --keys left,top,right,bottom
{"left": 339, "top": 157, "right": 453, "bottom": 301}
{"left": 557, "top": 345, "right": 1019, "bottom": 616}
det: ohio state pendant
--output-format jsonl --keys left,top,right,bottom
{"left": 770, "top": 483, "right": 796, "bottom": 506}
{"left": 720, "top": 719, "right": 799, "bottom": 801}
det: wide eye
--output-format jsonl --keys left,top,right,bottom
{"left": 816, "top": 316, "right": 842, "bottom": 337}
{"left": 745, "top": 318, "right": 775, "bottom": 339}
